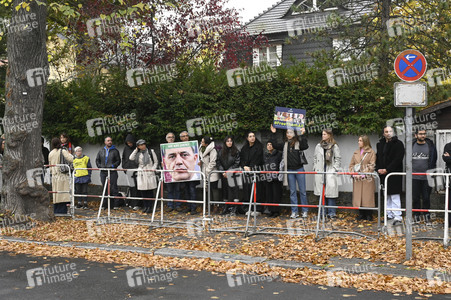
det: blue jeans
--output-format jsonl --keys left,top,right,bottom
{"left": 326, "top": 198, "right": 336, "bottom": 216}
{"left": 166, "top": 182, "right": 180, "bottom": 208}
{"left": 287, "top": 167, "right": 308, "bottom": 213}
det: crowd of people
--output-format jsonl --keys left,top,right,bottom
{"left": 43, "top": 126, "right": 451, "bottom": 227}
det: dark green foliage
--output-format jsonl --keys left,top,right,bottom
{"left": 41, "top": 62, "right": 449, "bottom": 144}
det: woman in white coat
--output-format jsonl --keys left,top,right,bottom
{"left": 129, "top": 139, "right": 159, "bottom": 214}
{"left": 313, "top": 129, "right": 341, "bottom": 219}
{"left": 199, "top": 136, "right": 219, "bottom": 214}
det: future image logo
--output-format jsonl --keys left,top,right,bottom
{"left": 86, "top": 113, "right": 138, "bottom": 137}
{"left": 26, "top": 67, "right": 50, "bottom": 87}
{"left": 126, "top": 64, "right": 178, "bottom": 87}
{"left": 326, "top": 64, "right": 378, "bottom": 87}
{"left": 426, "top": 269, "right": 450, "bottom": 287}
{"left": 126, "top": 267, "right": 178, "bottom": 287}
{"left": 226, "top": 65, "right": 278, "bottom": 87}
{"left": 426, "top": 68, "right": 450, "bottom": 87}
{"left": 26, "top": 263, "right": 78, "bottom": 287}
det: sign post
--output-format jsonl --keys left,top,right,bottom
{"left": 393, "top": 49, "right": 428, "bottom": 260}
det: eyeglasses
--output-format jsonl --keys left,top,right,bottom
{"left": 167, "top": 136, "right": 175, "bottom": 139}
{"left": 180, "top": 135, "right": 188, "bottom": 137}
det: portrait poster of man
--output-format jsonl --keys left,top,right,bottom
{"left": 161, "top": 141, "right": 201, "bottom": 183}
{"left": 273, "top": 106, "right": 306, "bottom": 131}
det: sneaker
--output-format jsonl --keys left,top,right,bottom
{"left": 301, "top": 212, "right": 308, "bottom": 218}
{"left": 83, "top": 205, "right": 89, "bottom": 210}
{"left": 290, "top": 212, "right": 299, "bottom": 219}
{"left": 76, "top": 204, "right": 83, "bottom": 209}
{"left": 392, "top": 220, "right": 402, "bottom": 226}
{"left": 175, "top": 207, "right": 183, "bottom": 212}
{"left": 113, "top": 206, "right": 119, "bottom": 210}
{"left": 190, "top": 210, "right": 198, "bottom": 215}
{"left": 229, "top": 211, "right": 236, "bottom": 217}
{"left": 167, "top": 207, "right": 174, "bottom": 212}
{"left": 263, "top": 207, "right": 271, "bottom": 215}
{"left": 133, "top": 206, "right": 141, "bottom": 211}
{"left": 251, "top": 211, "right": 261, "bottom": 217}
{"left": 329, "top": 215, "right": 337, "bottom": 220}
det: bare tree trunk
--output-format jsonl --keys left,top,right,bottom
{"left": 2, "top": 0, "right": 53, "bottom": 221}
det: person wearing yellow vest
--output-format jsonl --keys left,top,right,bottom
{"left": 73, "top": 146, "right": 92, "bottom": 209}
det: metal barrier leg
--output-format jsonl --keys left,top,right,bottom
{"left": 107, "top": 170, "right": 111, "bottom": 219}
{"left": 151, "top": 177, "right": 163, "bottom": 223}
{"left": 445, "top": 175, "right": 449, "bottom": 247}
{"left": 71, "top": 170, "right": 75, "bottom": 219}
{"left": 377, "top": 176, "right": 381, "bottom": 237}
{"left": 244, "top": 176, "right": 256, "bottom": 237}
{"left": 96, "top": 176, "right": 109, "bottom": 222}
{"left": 315, "top": 182, "right": 326, "bottom": 240}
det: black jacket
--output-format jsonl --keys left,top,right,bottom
{"left": 443, "top": 142, "right": 451, "bottom": 172}
{"left": 122, "top": 134, "right": 138, "bottom": 169}
{"left": 376, "top": 136, "right": 405, "bottom": 194}
{"left": 240, "top": 140, "right": 264, "bottom": 169}
{"left": 271, "top": 133, "right": 309, "bottom": 169}
{"left": 264, "top": 149, "right": 282, "bottom": 182}
{"left": 217, "top": 149, "right": 240, "bottom": 171}
{"left": 96, "top": 145, "right": 121, "bottom": 170}
{"left": 412, "top": 138, "right": 437, "bottom": 170}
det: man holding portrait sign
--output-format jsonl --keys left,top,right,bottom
{"left": 161, "top": 141, "right": 201, "bottom": 183}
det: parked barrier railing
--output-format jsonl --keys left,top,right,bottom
{"left": 383, "top": 172, "right": 449, "bottom": 246}
{"left": 207, "top": 169, "right": 381, "bottom": 239}
{"left": 69, "top": 168, "right": 207, "bottom": 229}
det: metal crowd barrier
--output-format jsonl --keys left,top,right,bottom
{"left": 383, "top": 172, "right": 450, "bottom": 246}
{"left": 69, "top": 168, "right": 207, "bottom": 230}
{"left": 150, "top": 169, "right": 207, "bottom": 230}
{"left": 207, "top": 169, "right": 381, "bottom": 239}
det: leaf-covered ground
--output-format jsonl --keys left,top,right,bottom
{"left": 1, "top": 208, "right": 450, "bottom": 295}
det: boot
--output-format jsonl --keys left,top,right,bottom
{"left": 220, "top": 206, "right": 229, "bottom": 215}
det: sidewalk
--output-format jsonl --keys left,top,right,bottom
{"left": 0, "top": 206, "right": 450, "bottom": 295}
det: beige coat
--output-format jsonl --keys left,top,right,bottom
{"left": 129, "top": 148, "right": 159, "bottom": 190}
{"left": 313, "top": 143, "right": 341, "bottom": 198}
{"left": 48, "top": 148, "right": 73, "bottom": 204}
{"left": 200, "top": 142, "right": 219, "bottom": 182}
{"left": 348, "top": 147, "right": 376, "bottom": 207}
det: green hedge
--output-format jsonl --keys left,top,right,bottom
{"left": 42, "top": 62, "right": 450, "bottom": 145}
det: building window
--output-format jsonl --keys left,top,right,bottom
{"left": 292, "top": 0, "right": 337, "bottom": 14}
{"left": 253, "top": 45, "right": 282, "bottom": 67}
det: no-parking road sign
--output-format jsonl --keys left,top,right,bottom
{"left": 394, "top": 49, "right": 427, "bottom": 82}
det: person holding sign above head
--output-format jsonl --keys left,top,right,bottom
{"left": 349, "top": 135, "right": 376, "bottom": 221}
{"left": 270, "top": 125, "right": 309, "bottom": 219}
{"left": 163, "top": 132, "right": 180, "bottom": 212}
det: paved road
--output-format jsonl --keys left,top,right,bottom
{"left": 0, "top": 251, "right": 449, "bottom": 300}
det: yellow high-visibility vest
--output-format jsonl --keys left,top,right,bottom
{"left": 73, "top": 155, "right": 90, "bottom": 177}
